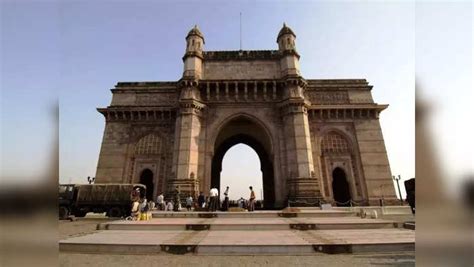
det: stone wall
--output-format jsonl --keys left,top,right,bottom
{"left": 96, "top": 122, "right": 130, "bottom": 183}
{"left": 96, "top": 111, "right": 176, "bottom": 200}
{"left": 203, "top": 60, "right": 281, "bottom": 80}
{"left": 111, "top": 91, "right": 178, "bottom": 106}
{"left": 353, "top": 119, "right": 396, "bottom": 204}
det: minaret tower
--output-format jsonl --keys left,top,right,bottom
{"left": 169, "top": 25, "right": 206, "bottom": 200}
{"left": 277, "top": 23, "right": 322, "bottom": 204}
{"left": 183, "top": 25, "right": 204, "bottom": 79}
{"left": 277, "top": 23, "right": 301, "bottom": 77}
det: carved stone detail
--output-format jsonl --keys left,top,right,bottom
{"left": 136, "top": 93, "right": 177, "bottom": 106}
{"left": 306, "top": 91, "right": 349, "bottom": 104}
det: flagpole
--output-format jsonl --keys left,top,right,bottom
{"left": 239, "top": 12, "right": 242, "bottom": 50}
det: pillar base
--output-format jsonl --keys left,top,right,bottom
{"left": 368, "top": 197, "right": 402, "bottom": 206}
{"left": 166, "top": 179, "right": 200, "bottom": 201}
{"left": 287, "top": 177, "right": 322, "bottom": 206}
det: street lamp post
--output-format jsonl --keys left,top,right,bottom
{"left": 392, "top": 175, "right": 403, "bottom": 206}
{"left": 87, "top": 176, "right": 95, "bottom": 185}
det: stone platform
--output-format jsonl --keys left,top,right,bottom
{"left": 59, "top": 210, "right": 414, "bottom": 255}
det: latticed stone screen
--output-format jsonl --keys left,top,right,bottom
{"left": 321, "top": 132, "right": 350, "bottom": 153}
{"left": 135, "top": 134, "right": 163, "bottom": 155}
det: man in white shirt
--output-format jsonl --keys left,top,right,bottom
{"left": 165, "top": 201, "right": 173, "bottom": 212}
{"left": 209, "top": 188, "right": 219, "bottom": 212}
{"left": 156, "top": 193, "right": 164, "bottom": 211}
{"left": 186, "top": 195, "right": 193, "bottom": 211}
{"left": 248, "top": 186, "right": 256, "bottom": 212}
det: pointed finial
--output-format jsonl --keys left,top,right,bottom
{"left": 186, "top": 24, "right": 204, "bottom": 41}
{"left": 277, "top": 22, "right": 296, "bottom": 41}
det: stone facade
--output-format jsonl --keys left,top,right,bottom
{"left": 95, "top": 24, "right": 397, "bottom": 207}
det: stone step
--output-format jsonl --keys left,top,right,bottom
{"left": 151, "top": 210, "right": 357, "bottom": 219}
{"left": 60, "top": 228, "right": 414, "bottom": 255}
{"left": 99, "top": 217, "right": 398, "bottom": 231}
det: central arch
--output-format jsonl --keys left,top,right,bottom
{"left": 211, "top": 115, "right": 275, "bottom": 208}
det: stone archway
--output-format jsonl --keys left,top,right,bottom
{"left": 211, "top": 116, "right": 275, "bottom": 208}
{"left": 139, "top": 169, "right": 154, "bottom": 200}
{"left": 332, "top": 167, "right": 351, "bottom": 206}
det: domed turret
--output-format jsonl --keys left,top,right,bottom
{"left": 277, "top": 23, "right": 296, "bottom": 40}
{"left": 277, "top": 23, "right": 297, "bottom": 52}
{"left": 187, "top": 25, "right": 205, "bottom": 40}
{"left": 185, "top": 25, "right": 205, "bottom": 54}
{"left": 276, "top": 23, "right": 300, "bottom": 77}
{"left": 183, "top": 25, "right": 205, "bottom": 79}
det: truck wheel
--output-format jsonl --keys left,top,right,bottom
{"left": 74, "top": 211, "right": 87, "bottom": 217}
{"left": 59, "top": 206, "right": 69, "bottom": 219}
{"left": 108, "top": 207, "right": 122, "bottom": 218}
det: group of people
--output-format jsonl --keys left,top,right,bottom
{"left": 154, "top": 190, "right": 195, "bottom": 212}
{"left": 130, "top": 184, "right": 256, "bottom": 217}
{"left": 198, "top": 186, "right": 256, "bottom": 212}
{"left": 130, "top": 187, "right": 153, "bottom": 220}
{"left": 150, "top": 186, "right": 257, "bottom": 213}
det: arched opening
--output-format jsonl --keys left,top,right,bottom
{"left": 211, "top": 115, "right": 275, "bottom": 208}
{"left": 332, "top": 167, "right": 351, "bottom": 206}
{"left": 139, "top": 169, "right": 154, "bottom": 200}
{"left": 220, "top": 144, "right": 263, "bottom": 205}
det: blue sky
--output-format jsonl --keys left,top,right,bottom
{"left": 1, "top": 1, "right": 421, "bottom": 199}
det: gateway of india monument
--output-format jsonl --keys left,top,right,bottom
{"left": 95, "top": 24, "right": 397, "bottom": 208}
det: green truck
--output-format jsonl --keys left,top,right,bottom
{"left": 58, "top": 183, "right": 146, "bottom": 219}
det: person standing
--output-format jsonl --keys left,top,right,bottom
{"left": 222, "top": 186, "right": 230, "bottom": 211}
{"left": 131, "top": 198, "right": 141, "bottom": 220}
{"left": 186, "top": 195, "right": 193, "bottom": 211}
{"left": 173, "top": 186, "right": 180, "bottom": 212}
{"left": 248, "top": 186, "right": 256, "bottom": 212}
{"left": 198, "top": 192, "right": 205, "bottom": 209}
{"left": 404, "top": 178, "right": 415, "bottom": 214}
{"left": 156, "top": 193, "right": 164, "bottom": 211}
{"left": 165, "top": 201, "right": 173, "bottom": 212}
{"left": 209, "top": 187, "right": 219, "bottom": 212}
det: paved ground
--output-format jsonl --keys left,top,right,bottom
{"left": 61, "top": 229, "right": 413, "bottom": 248}
{"left": 59, "top": 217, "right": 415, "bottom": 266}
{"left": 60, "top": 253, "right": 416, "bottom": 267}
{"left": 101, "top": 216, "right": 397, "bottom": 231}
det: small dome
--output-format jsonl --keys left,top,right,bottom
{"left": 187, "top": 25, "right": 204, "bottom": 39}
{"left": 277, "top": 23, "right": 296, "bottom": 40}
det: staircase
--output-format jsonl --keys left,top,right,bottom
{"left": 59, "top": 209, "right": 414, "bottom": 255}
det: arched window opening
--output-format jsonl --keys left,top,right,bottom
{"left": 332, "top": 167, "right": 351, "bottom": 206}
{"left": 139, "top": 169, "right": 154, "bottom": 201}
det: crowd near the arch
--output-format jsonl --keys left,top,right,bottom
{"left": 129, "top": 185, "right": 260, "bottom": 220}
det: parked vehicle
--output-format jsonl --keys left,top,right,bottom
{"left": 58, "top": 183, "right": 146, "bottom": 219}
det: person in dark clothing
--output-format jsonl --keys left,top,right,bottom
{"left": 404, "top": 178, "right": 415, "bottom": 214}
{"left": 173, "top": 186, "right": 180, "bottom": 212}
{"left": 198, "top": 191, "right": 205, "bottom": 209}
{"left": 222, "top": 186, "right": 230, "bottom": 211}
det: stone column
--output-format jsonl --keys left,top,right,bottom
{"left": 281, "top": 78, "right": 322, "bottom": 205}
{"left": 168, "top": 80, "right": 205, "bottom": 200}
